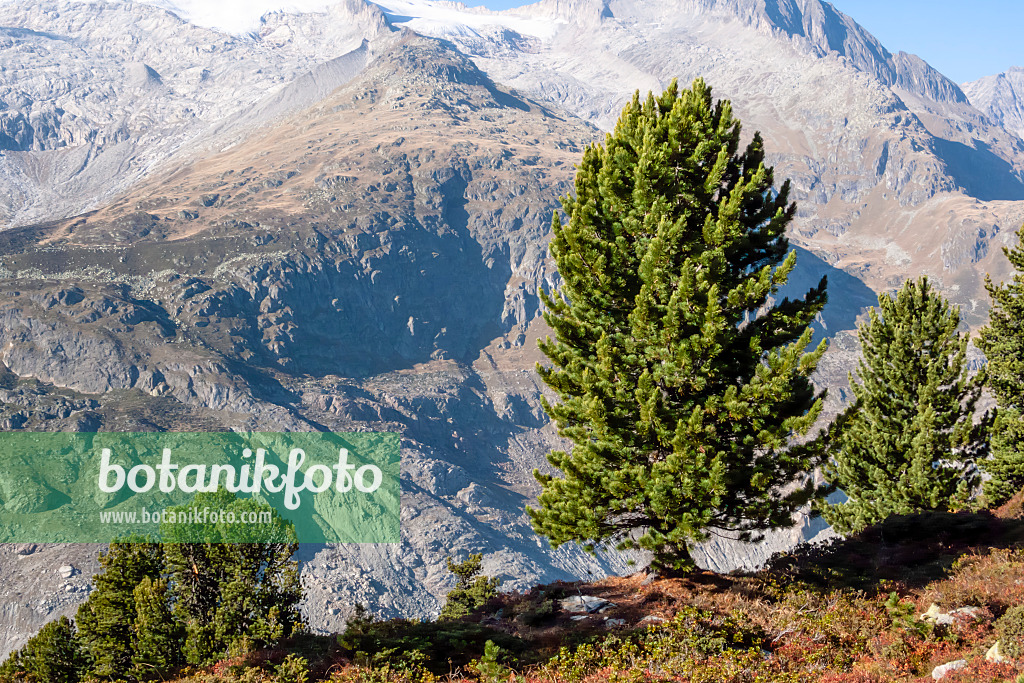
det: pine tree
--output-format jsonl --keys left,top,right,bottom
{"left": 0, "top": 616, "right": 87, "bottom": 683}
{"left": 529, "top": 78, "right": 829, "bottom": 570}
{"left": 820, "top": 277, "right": 987, "bottom": 533}
{"left": 130, "top": 577, "right": 182, "bottom": 680}
{"left": 161, "top": 490, "right": 303, "bottom": 664}
{"left": 75, "top": 539, "right": 163, "bottom": 679}
{"left": 438, "top": 553, "right": 500, "bottom": 620}
{"left": 978, "top": 224, "right": 1024, "bottom": 505}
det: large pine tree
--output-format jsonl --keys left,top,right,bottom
{"left": 978, "top": 224, "right": 1024, "bottom": 505}
{"left": 529, "top": 78, "right": 829, "bottom": 570}
{"left": 821, "top": 277, "right": 987, "bottom": 532}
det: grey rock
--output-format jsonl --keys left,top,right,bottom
{"left": 985, "top": 641, "right": 1007, "bottom": 663}
{"left": 964, "top": 67, "right": 1024, "bottom": 140}
{"left": 931, "top": 659, "right": 968, "bottom": 680}
{"left": 559, "top": 595, "right": 614, "bottom": 614}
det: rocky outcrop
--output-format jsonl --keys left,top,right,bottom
{"left": 963, "top": 66, "right": 1024, "bottom": 140}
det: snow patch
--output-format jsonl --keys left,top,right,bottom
{"left": 368, "top": 0, "right": 561, "bottom": 40}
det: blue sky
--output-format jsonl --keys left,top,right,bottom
{"left": 463, "top": 0, "right": 1021, "bottom": 84}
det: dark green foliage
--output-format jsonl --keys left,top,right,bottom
{"left": 996, "top": 604, "right": 1024, "bottom": 659}
{"left": 0, "top": 616, "right": 87, "bottom": 683}
{"left": 130, "top": 577, "right": 182, "bottom": 679}
{"left": 438, "top": 553, "right": 500, "bottom": 621}
{"left": 75, "top": 538, "right": 164, "bottom": 679}
{"left": 821, "top": 277, "right": 987, "bottom": 533}
{"left": 15, "top": 493, "right": 302, "bottom": 682}
{"left": 530, "top": 77, "right": 828, "bottom": 570}
{"left": 978, "top": 224, "right": 1024, "bottom": 505}
{"left": 162, "top": 490, "right": 303, "bottom": 664}
{"left": 339, "top": 615, "right": 527, "bottom": 676}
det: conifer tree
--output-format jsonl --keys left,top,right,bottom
{"left": 130, "top": 576, "right": 182, "bottom": 680}
{"left": 162, "top": 491, "right": 303, "bottom": 664}
{"left": 529, "top": 78, "right": 829, "bottom": 570}
{"left": 75, "top": 539, "right": 163, "bottom": 679}
{"left": 0, "top": 616, "right": 87, "bottom": 683}
{"left": 978, "top": 224, "right": 1024, "bottom": 504}
{"left": 438, "top": 553, "right": 500, "bottom": 620}
{"left": 820, "top": 277, "right": 987, "bottom": 532}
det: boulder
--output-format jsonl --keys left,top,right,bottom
{"left": 920, "top": 603, "right": 984, "bottom": 626}
{"left": 559, "top": 595, "right": 614, "bottom": 614}
{"left": 931, "top": 659, "right": 967, "bottom": 680}
{"left": 986, "top": 641, "right": 1007, "bottom": 664}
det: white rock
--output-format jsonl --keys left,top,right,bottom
{"left": 931, "top": 659, "right": 968, "bottom": 680}
{"left": 985, "top": 641, "right": 1006, "bottom": 664}
{"left": 559, "top": 595, "right": 614, "bottom": 613}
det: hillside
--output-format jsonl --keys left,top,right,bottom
{"left": 9, "top": 505, "right": 1024, "bottom": 682}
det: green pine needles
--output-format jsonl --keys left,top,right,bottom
{"left": 529, "top": 78, "right": 829, "bottom": 570}
{"left": 821, "top": 277, "right": 987, "bottom": 533}
{"left": 978, "top": 224, "right": 1024, "bottom": 505}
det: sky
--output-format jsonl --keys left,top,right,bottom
{"left": 464, "top": 0, "right": 1022, "bottom": 84}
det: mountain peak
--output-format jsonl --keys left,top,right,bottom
{"left": 963, "top": 67, "right": 1024, "bottom": 140}
{"left": 711, "top": 0, "right": 968, "bottom": 104}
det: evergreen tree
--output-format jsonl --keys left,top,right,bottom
{"left": 438, "top": 553, "right": 500, "bottom": 621}
{"left": 978, "top": 224, "right": 1024, "bottom": 504}
{"left": 130, "top": 577, "right": 182, "bottom": 680}
{"left": 161, "top": 491, "right": 303, "bottom": 664}
{"left": 75, "top": 539, "right": 163, "bottom": 679}
{"left": 0, "top": 616, "right": 87, "bottom": 683}
{"left": 529, "top": 78, "right": 829, "bottom": 570}
{"left": 820, "top": 277, "right": 987, "bottom": 533}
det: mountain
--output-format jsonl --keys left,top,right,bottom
{"left": 374, "top": 0, "right": 1024, "bottom": 323}
{"left": 964, "top": 66, "right": 1024, "bottom": 141}
{"left": 0, "top": 0, "right": 1023, "bottom": 657}
{"left": 0, "top": 0, "right": 390, "bottom": 225}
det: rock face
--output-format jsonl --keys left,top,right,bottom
{"left": 963, "top": 67, "right": 1024, "bottom": 140}
{"left": 0, "top": 0, "right": 1022, "bottom": 660}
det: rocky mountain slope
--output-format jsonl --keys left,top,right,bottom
{"left": 964, "top": 67, "right": 1024, "bottom": 141}
{"left": 0, "top": 0, "right": 1023, "bottom": 658}
{"left": 375, "top": 0, "right": 1024, "bottom": 325}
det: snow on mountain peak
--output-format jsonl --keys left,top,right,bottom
{"left": 367, "top": 0, "right": 561, "bottom": 40}
{"left": 127, "top": 0, "right": 339, "bottom": 34}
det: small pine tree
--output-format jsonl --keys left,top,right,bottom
{"left": 820, "top": 277, "right": 987, "bottom": 532}
{"left": 130, "top": 576, "right": 181, "bottom": 680}
{"left": 438, "top": 553, "right": 500, "bottom": 620}
{"left": 978, "top": 223, "right": 1024, "bottom": 505}
{"left": 0, "top": 616, "right": 87, "bottom": 683}
{"left": 529, "top": 78, "right": 829, "bottom": 570}
{"left": 75, "top": 538, "right": 163, "bottom": 679}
